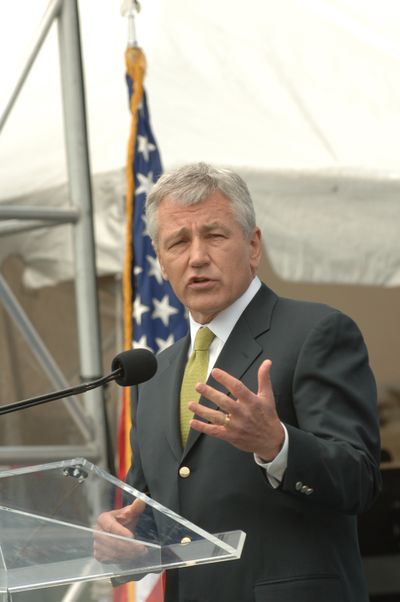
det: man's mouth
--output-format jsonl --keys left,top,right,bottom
{"left": 188, "top": 276, "right": 214, "bottom": 287}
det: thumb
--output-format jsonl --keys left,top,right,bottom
{"left": 114, "top": 498, "right": 146, "bottom": 529}
{"left": 116, "top": 498, "right": 147, "bottom": 529}
{"left": 257, "top": 359, "right": 273, "bottom": 400}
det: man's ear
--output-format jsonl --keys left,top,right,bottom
{"left": 249, "top": 227, "right": 262, "bottom": 272}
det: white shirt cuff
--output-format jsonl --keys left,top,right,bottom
{"left": 254, "top": 423, "right": 288, "bottom": 489}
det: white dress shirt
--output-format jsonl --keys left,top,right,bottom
{"left": 188, "top": 276, "right": 288, "bottom": 488}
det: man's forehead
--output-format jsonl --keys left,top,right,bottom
{"left": 159, "top": 189, "right": 232, "bottom": 208}
{"left": 158, "top": 200, "right": 235, "bottom": 227}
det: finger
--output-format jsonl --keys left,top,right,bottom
{"left": 257, "top": 359, "right": 273, "bottom": 399}
{"left": 119, "top": 498, "right": 147, "bottom": 526}
{"left": 95, "top": 499, "right": 146, "bottom": 537}
{"left": 210, "top": 368, "right": 255, "bottom": 402}
{"left": 93, "top": 503, "right": 148, "bottom": 564}
{"left": 93, "top": 524, "right": 133, "bottom": 562}
{"left": 194, "top": 381, "right": 236, "bottom": 414}
{"left": 190, "top": 417, "right": 232, "bottom": 440}
{"left": 95, "top": 511, "right": 134, "bottom": 539}
{"left": 188, "top": 401, "right": 229, "bottom": 426}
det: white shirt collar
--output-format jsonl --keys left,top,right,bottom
{"left": 188, "top": 276, "right": 261, "bottom": 347}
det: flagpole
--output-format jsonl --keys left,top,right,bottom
{"left": 121, "top": 0, "right": 140, "bottom": 47}
{"left": 115, "top": 5, "right": 143, "bottom": 601}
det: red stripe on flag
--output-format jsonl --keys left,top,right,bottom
{"left": 146, "top": 573, "right": 165, "bottom": 602}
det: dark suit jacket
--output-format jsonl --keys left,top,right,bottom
{"left": 126, "top": 284, "right": 381, "bottom": 602}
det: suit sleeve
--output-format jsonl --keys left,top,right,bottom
{"left": 281, "top": 311, "right": 381, "bottom": 515}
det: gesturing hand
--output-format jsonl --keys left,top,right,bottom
{"left": 93, "top": 498, "right": 147, "bottom": 564}
{"left": 188, "top": 359, "right": 284, "bottom": 462}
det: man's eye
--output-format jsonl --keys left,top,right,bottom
{"left": 169, "top": 239, "right": 185, "bottom": 248}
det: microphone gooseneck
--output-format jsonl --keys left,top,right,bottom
{"left": 0, "top": 348, "right": 158, "bottom": 416}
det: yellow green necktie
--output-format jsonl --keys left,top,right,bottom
{"left": 180, "top": 327, "right": 215, "bottom": 446}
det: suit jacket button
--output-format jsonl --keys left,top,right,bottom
{"left": 305, "top": 487, "right": 314, "bottom": 495}
{"left": 300, "top": 485, "right": 309, "bottom": 494}
{"left": 179, "top": 466, "right": 191, "bottom": 478}
{"left": 181, "top": 536, "right": 192, "bottom": 544}
{"left": 295, "top": 481, "right": 303, "bottom": 491}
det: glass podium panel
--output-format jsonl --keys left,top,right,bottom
{"left": 0, "top": 458, "right": 245, "bottom": 597}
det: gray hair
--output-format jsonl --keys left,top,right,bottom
{"left": 145, "top": 162, "right": 256, "bottom": 243}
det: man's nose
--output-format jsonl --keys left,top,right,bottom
{"left": 188, "top": 237, "right": 209, "bottom": 265}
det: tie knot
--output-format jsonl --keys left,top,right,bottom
{"left": 194, "top": 327, "right": 215, "bottom": 351}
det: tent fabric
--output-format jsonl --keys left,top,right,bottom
{"left": 0, "top": 171, "right": 125, "bottom": 289}
{"left": 2, "top": 167, "right": 399, "bottom": 289}
{"left": 246, "top": 168, "right": 400, "bottom": 287}
{"left": 1, "top": 0, "right": 400, "bottom": 287}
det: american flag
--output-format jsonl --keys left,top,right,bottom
{"left": 130, "top": 86, "right": 187, "bottom": 353}
{"left": 115, "top": 46, "right": 187, "bottom": 602}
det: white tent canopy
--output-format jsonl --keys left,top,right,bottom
{"left": 1, "top": 0, "right": 400, "bottom": 286}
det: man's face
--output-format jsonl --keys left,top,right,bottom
{"left": 155, "top": 191, "right": 261, "bottom": 324}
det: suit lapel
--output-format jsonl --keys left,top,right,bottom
{"left": 183, "top": 284, "right": 278, "bottom": 457}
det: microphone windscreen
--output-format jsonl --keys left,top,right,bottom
{"left": 111, "top": 349, "right": 157, "bottom": 386}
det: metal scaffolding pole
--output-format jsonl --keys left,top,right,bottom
{"left": 57, "top": 0, "right": 108, "bottom": 468}
{"left": 0, "top": 206, "right": 80, "bottom": 235}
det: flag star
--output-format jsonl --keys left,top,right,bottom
{"left": 135, "top": 171, "right": 154, "bottom": 196}
{"left": 156, "top": 334, "right": 175, "bottom": 352}
{"left": 137, "top": 135, "right": 156, "bottom": 162}
{"left": 152, "top": 294, "right": 179, "bottom": 327}
{"left": 147, "top": 255, "right": 163, "bottom": 284}
{"left": 133, "top": 295, "right": 150, "bottom": 325}
{"left": 134, "top": 265, "right": 143, "bottom": 277}
{"left": 133, "top": 335, "right": 152, "bottom": 351}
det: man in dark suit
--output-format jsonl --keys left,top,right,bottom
{"left": 97, "top": 163, "right": 381, "bottom": 601}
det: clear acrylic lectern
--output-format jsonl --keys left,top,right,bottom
{"left": 0, "top": 458, "right": 245, "bottom": 600}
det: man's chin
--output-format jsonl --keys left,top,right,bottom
{"left": 187, "top": 299, "right": 224, "bottom": 324}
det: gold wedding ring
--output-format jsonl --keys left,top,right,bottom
{"left": 223, "top": 413, "right": 231, "bottom": 428}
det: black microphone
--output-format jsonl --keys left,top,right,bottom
{"left": 0, "top": 348, "right": 157, "bottom": 416}
{"left": 111, "top": 348, "right": 157, "bottom": 386}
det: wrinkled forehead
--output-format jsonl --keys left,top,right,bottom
{"left": 157, "top": 192, "right": 236, "bottom": 224}
{"left": 159, "top": 187, "right": 231, "bottom": 208}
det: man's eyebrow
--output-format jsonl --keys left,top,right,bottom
{"left": 162, "top": 222, "right": 232, "bottom": 246}
{"left": 200, "top": 222, "right": 230, "bottom": 234}
{"left": 163, "top": 227, "right": 189, "bottom": 245}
